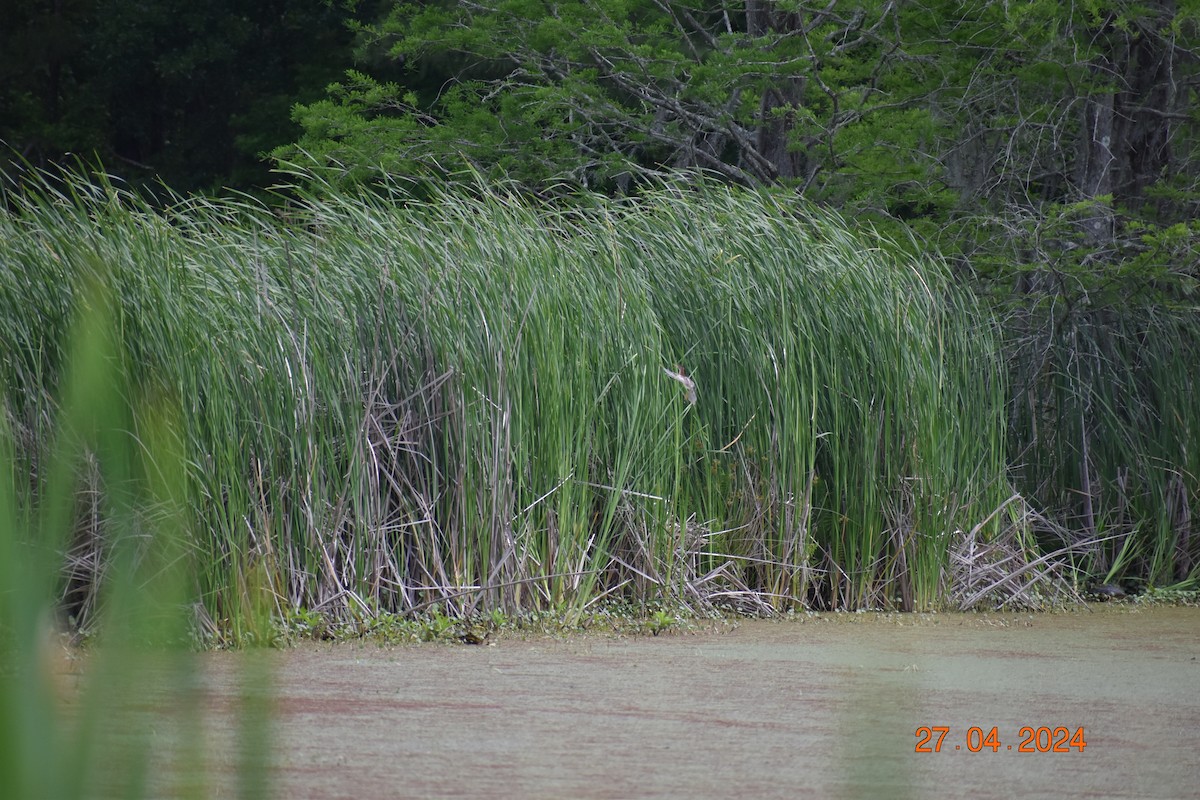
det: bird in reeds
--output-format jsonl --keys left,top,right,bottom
{"left": 662, "top": 364, "right": 697, "bottom": 405}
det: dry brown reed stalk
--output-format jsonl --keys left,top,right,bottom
{"left": 949, "top": 495, "right": 1086, "bottom": 609}
{"left": 605, "top": 500, "right": 809, "bottom": 615}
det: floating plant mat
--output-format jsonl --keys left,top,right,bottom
{"left": 55, "top": 606, "right": 1199, "bottom": 799}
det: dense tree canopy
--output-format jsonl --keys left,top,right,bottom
{"left": 0, "top": 0, "right": 379, "bottom": 193}
{"left": 7, "top": 0, "right": 1197, "bottom": 242}
{"left": 281, "top": 0, "right": 915, "bottom": 192}
{"left": 280, "top": 3, "right": 1198, "bottom": 210}
{"left": 273, "top": 1, "right": 1200, "bottom": 301}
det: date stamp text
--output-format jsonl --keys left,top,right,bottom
{"left": 915, "top": 726, "right": 1087, "bottom": 753}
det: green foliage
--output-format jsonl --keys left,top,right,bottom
{"left": 1135, "top": 582, "right": 1200, "bottom": 606}
{"left": 0, "top": 252, "right": 271, "bottom": 799}
{"left": 647, "top": 609, "right": 677, "bottom": 635}
{"left": 278, "top": 0, "right": 911, "bottom": 191}
{"left": 2, "top": 171, "right": 1010, "bottom": 626}
{"left": 0, "top": 0, "right": 374, "bottom": 194}
{"left": 7, "top": 0, "right": 1200, "bottom": 602}
{"left": 280, "top": 1, "right": 1200, "bottom": 299}
{"left": 1005, "top": 304, "right": 1200, "bottom": 587}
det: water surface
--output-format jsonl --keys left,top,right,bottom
{"left": 150, "top": 606, "right": 1200, "bottom": 798}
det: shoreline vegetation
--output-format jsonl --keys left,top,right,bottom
{"left": 2, "top": 171, "right": 1197, "bottom": 648}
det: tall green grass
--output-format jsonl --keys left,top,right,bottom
{"left": 1006, "top": 304, "right": 1200, "bottom": 588}
{"left": 0, "top": 265, "right": 272, "bottom": 799}
{"left": 607, "top": 187, "right": 1011, "bottom": 609}
{"left": 2, "top": 171, "right": 1012, "bottom": 633}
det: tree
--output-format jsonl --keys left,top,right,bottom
{"left": 0, "top": 0, "right": 106, "bottom": 165}
{"left": 906, "top": 1, "right": 1200, "bottom": 260}
{"left": 282, "top": 2, "right": 1198, "bottom": 230}
{"left": 1, "top": 0, "right": 377, "bottom": 194}
{"left": 278, "top": 0, "right": 914, "bottom": 192}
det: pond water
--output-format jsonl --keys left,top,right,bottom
{"left": 104, "top": 606, "right": 1200, "bottom": 798}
